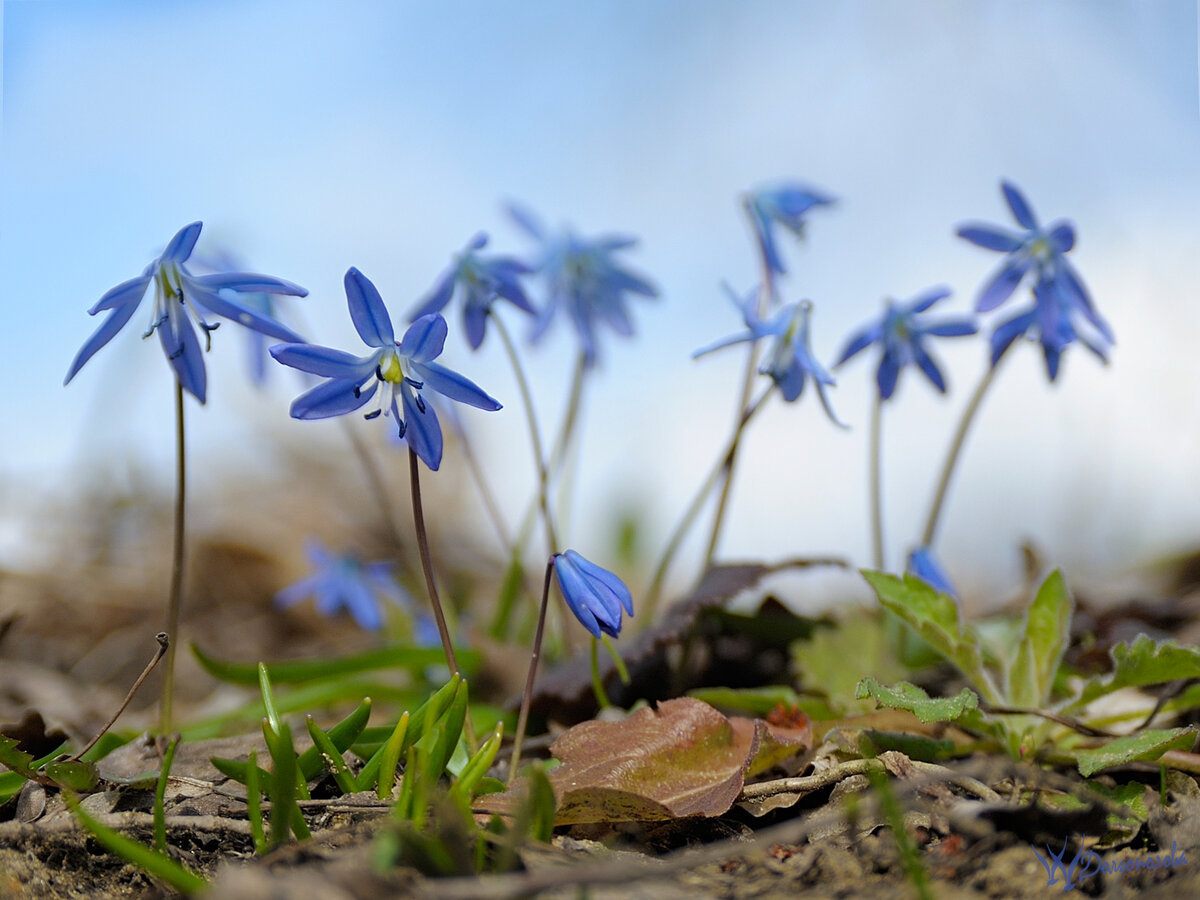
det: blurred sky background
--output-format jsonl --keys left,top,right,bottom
{"left": 2, "top": 1, "right": 1199, "bottom": 607}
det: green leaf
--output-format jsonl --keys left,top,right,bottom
{"left": 791, "top": 614, "right": 909, "bottom": 716}
{"left": 305, "top": 717, "right": 358, "bottom": 794}
{"left": 854, "top": 678, "right": 980, "bottom": 724}
{"left": 860, "top": 571, "right": 998, "bottom": 702}
{"left": 687, "top": 686, "right": 804, "bottom": 718}
{"left": 363, "top": 711, "right": 409, "bottom": 799}
{"left": 259, "top": 664, "right": 281, "bottom": 735}
{"left": 246, "top": 749, "right": 267, "bottom": 855}
{"left": 0, "top": 735, "right": 36, "bottom": 779}
{"left": 296, "top": 697, "right": 371, "bottom": 781}
{"left": 450, "top": 724, "right": 504, "bottom": 806}
{"left": 192, "top": 642, "right": 478, "bottom": 686}
{"left": 1074, "top": 727, "right": 1198, "bottom": 777}
{"left": 210, "top": 756, "right": 274, "bottom": 794}
{"left": 65, "top": 792, "right": 208, "bottom": 894}
{"left": 1070, "top": 635, "right": 1200, "bottom": 710}
{"left": 1007, "top": 569, "right": 1072, "bottom": 708}
{"left": 42, "top": 760, "right": 100, "bottom": 792}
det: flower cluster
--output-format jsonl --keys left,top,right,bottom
{"left": 743, "top": 183, "right": 836, "bottom": 278}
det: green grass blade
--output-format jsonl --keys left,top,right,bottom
{"left": 64, "top": 792, "right": 208, "bottom": 894}
{"left": 305, "top": 717, "right": 358, "bottom": 795}
{"left": 193, "top": 642, "right": 478, "bottom": 685}
{"left": 296, "top": 697, "right": 371, "bottom": 781}
{"left": 258, "top": 664, "right": 281, "bottom": 735}
{"left": 246, "top": 749, "right": 267, "bottom": 855}
{"left": 153, "top": 736, "right": 178, "bottom": 853}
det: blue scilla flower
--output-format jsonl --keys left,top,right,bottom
{"left": 836, "top": 287, "right": 978, "bottom": 400}
{"left": 694, "top": 290, "right": 843, "bottom": 424}
{"left": 989, "top": 275, "right": 1113, "bottom": 381}
{"left": 275, "top": 540, "right": 411, "bottom": 631}
{"left": 552, "top": 550, "right": 634, "bottom": 639}
{"left": 192, "top": 246, "right": 304, "bottom": 386}
{"left": 409, "top": 232, "right": 535, "bottom": 350}
{"left": 744, "top": 183, "right": 835, "bottom": 279}
{"left": 64, "top": 222, "right": 307, "bottom": 403}
{"left": 906, "top": 546, "right": 960, "bottom": 602}
{"left": 957, "top": 180, "right": 1098, "bottom": 318}
{"left": 270, "top": 268, "right": 501, "bottom": 471}
{"left": 508, "top": 204, "right": 658, "bottom": 367}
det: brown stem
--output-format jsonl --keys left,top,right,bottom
{"left": 75, "top": 633, "right": 170, "bottom": 761}
{"left": 508, "top": 558, "right": 555, "bottom": 784}
{"left": 159, "top": 380, "right": 186, "bottom": 734}
{"left": 408, "top": 447, "right": 460, "bottom": 676}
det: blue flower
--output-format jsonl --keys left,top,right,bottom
{"left": 508, "top": 204, "right": 658, "bottom": 367}
{"left": 694, "top": 290, "right": 843, "bottom": 424}
{"left": 275, "top": 540, "right": 410, "bottom": 631}
{"left": 835, "top": 287, "right": 977, "bottom": 400}
{"left": 64, "top": 221, "right": 307, "bottom": 403}
{"left": 957, "top": 180, "right": 1113, "bottom": 379}
{"left": 552, "top": 550, "right": 634, "bottom": 639}
{"left": 744, "top": 183, "right": 835, "bottom": 278}
{"left": 409, "top": 232, "right": 534, "bottom": 350}
{"left": 191, "top": 246, "right": 304, "bottom": 386}
{"left": 989, "top": 275, "right": 1113, "bottom": 381}
{"left": 906, "top": 546, "right": 960, "bottom": 602}
{"left": 270, "top": 268, "right": 501, "bottom": 471}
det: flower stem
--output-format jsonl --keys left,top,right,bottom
{"left": 643, "top": 384, "right": 774, "bottom": 621}
{"left": 509, "top": 557, "right": 555, "bottom": 784}
{"left": 408, "top": 447, "right": 460, "bottom": 677}
{"left": 159, "top": 379, "right": 187, "bottom": 735}
{"left": 920, "top": 351, "right": 1006, "bottom": 548}
{"left": 589, "top": 637, "right": 612, "bottom": 709}
{"left": 869, "top": 393, "right": 885, "bottom": 571}
{"left": 491, "top": 312, "right": 559, "bottom": 554}
{"left": 340, "top": 420, "right": 405, "bottom": 550}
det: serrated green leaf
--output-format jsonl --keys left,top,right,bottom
{"left": 1074, "top": 727, "right": 1198, "bottom": 777}
{"left": 1008, "top": 569, "right": 1072, "bottom": 709}
{"left": 0, "top": 736, "right": 36, "bottom": 779}
{"left": 860, "top": 571, "right": 999, "bottom": 702}
{"left": 854, "top": 678, "right": 979, "bottom": 723}
{"left": 1070, "top": 636, "right": 1200, "bottom": 711}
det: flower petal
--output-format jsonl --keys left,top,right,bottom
{"left": 989, "top": 309, "right": 1036, "bottom": 366}
{"left": 410, "top": 360, "right": 501, "bottom": 410}
{"left": 835, "top": 322, "right": 883, "bottom": 366}
{"left": 398, "top": 314, "right": 448, "bottom": 362}
{"left": 162, "top": 222, "right": 203, "bottom": 264}
{"left": 64, "top": 301, "right": 142, "bottom": 385}
{"left": 291, "top": 377, "right": 374, "bottom": 419}
{"left": 956, "top": 224, "right": 1023, "bottom": 252}
{"left": 88, "top": 274, "right": 152, "bottom": 314}
{"left": 906, "top": 547, "right": 959, "bottom": 600}
{"left": 160, "top": 315, "right": 208, "bottom": 404}
{"left": 877, "top": 357, "right": 900, "bottom": 400}
{"left": 409, "top": 267, "right": 456, "bottom": 321}
{"left": 1001, "top": 181, "right": 1038, "bottom": 230}
{"left": 270, "top": 343, "right": 378, "bottom": 379}
{"left": 977, "top": 256, "right": 1032, "bottom": 312}
{"left": 192, "top": 272, "right": 308, "bottom": 297}
{"left": 1047, "top": 222, "right": 1076, "bottom": 253}
{"left": 562, "top": 550, "right": 634, "bottom": 616}
{"left": 187, "top": 282, "right": 305, "bottom": 342}
{"left": 912, "top": 342, "right": 946, "bottom": 392}
{"left": 401, "top": 385, "right": 443, "bottom": 470}
{"left": 344, "top": 268, "right": 395, "bottom": 347}
{"left": 905, "top": 286, "right": 952, "bottom": 315}
{"left": 923, "top": 319, "right": 977, "bottom": 338}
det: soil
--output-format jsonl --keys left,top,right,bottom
{"left": 5, "top": 479, "right": 1200, "bottom": 899}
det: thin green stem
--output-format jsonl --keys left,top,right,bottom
{"left": 408, "top": 447, "right": 460, "bottom": 677}
{"left": 340, "top": 420, "right": 405, "bottom": 550}
{"left": 920, "top": 352, "right": 1005, "bottom": 548}
{"left": 589, "top": 638, "right": 612, "bottom": 709}
{"left": 643, "top": 384, "right": 774, "bottom": 620}
{"left": 159, "top": 379, "right": 186, "bottom": 734}
{"left": 869, "top": 393, "right": 885, "bottom": 571}
{"left": 509, "top": 557, "right": 555, "bottom": 784}
{"left": 492, "top": 312, "right": 559, "bottom": 554}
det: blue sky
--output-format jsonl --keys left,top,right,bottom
{"left": 2, "top": 1, "right": 1199, "bottom": 603}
